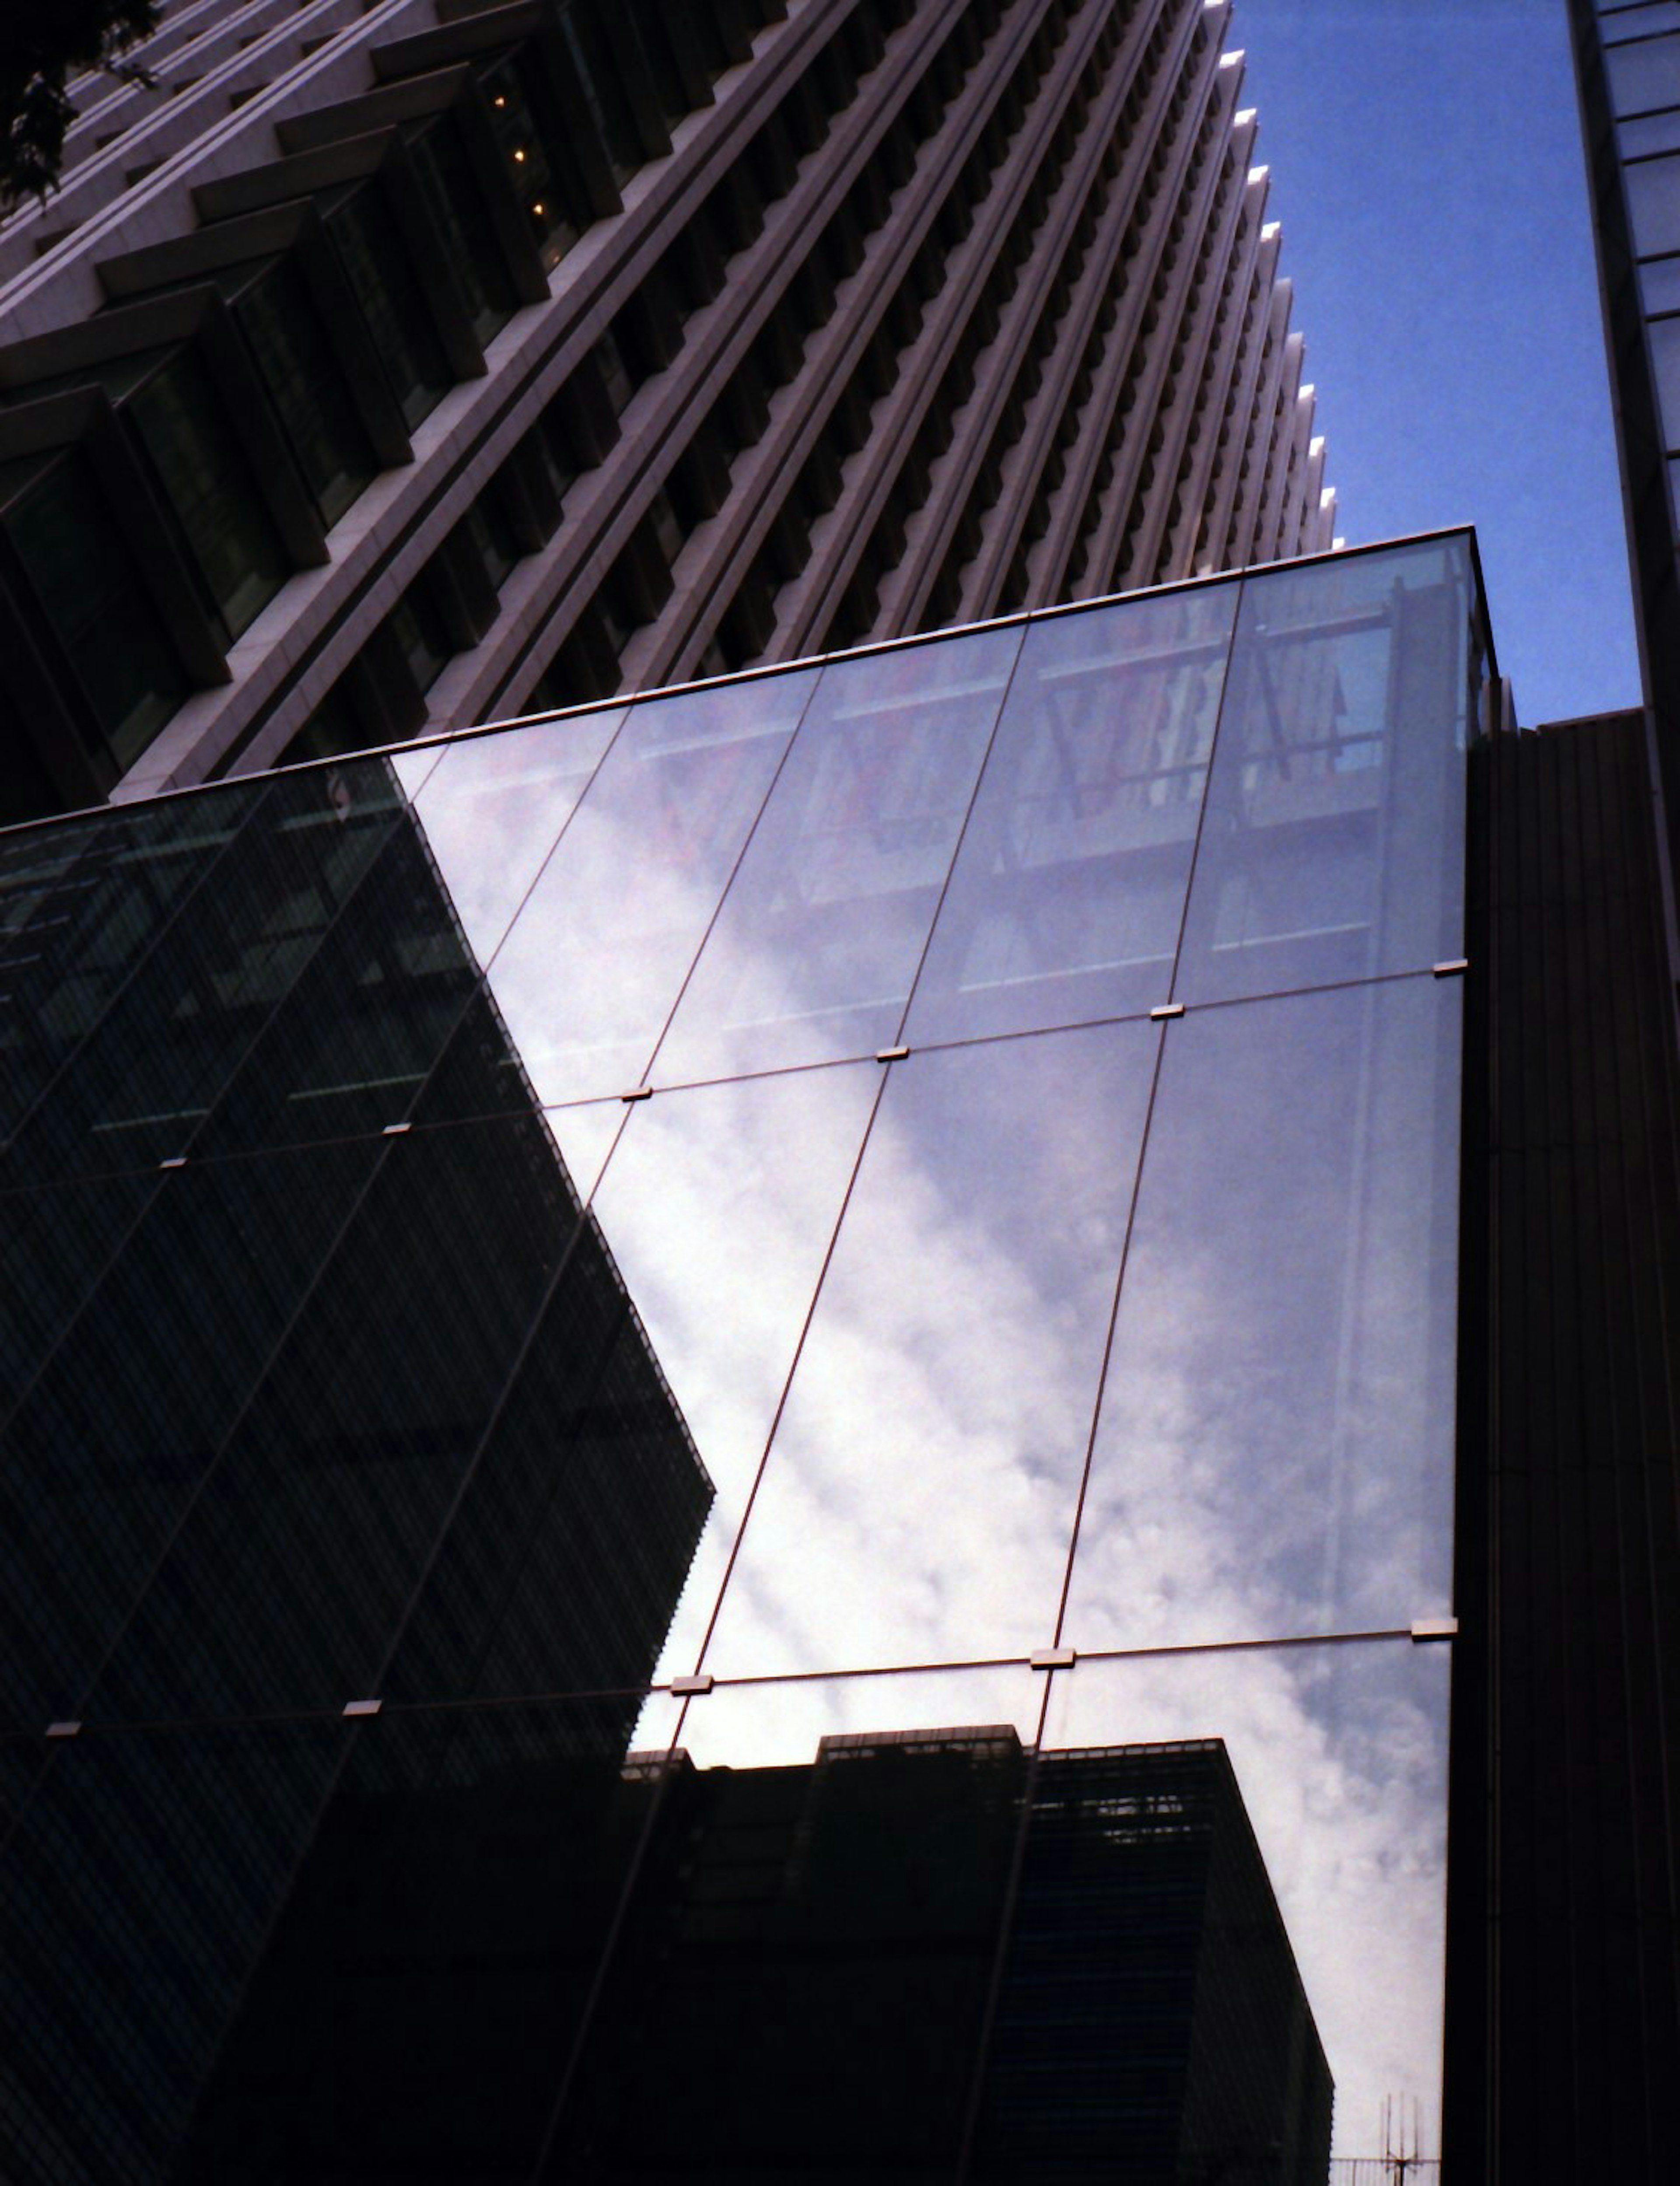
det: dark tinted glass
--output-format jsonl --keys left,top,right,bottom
{"left": 236, "top": 259, "right": 377, "bottom": 526}
{"left": 326, "top": 183, "right": 452, "bottom": 430}
{"left": 126, "top": 350, "right": 290, "bottom": 639}
{"left": 5, "top": 449, "right": 186, "bottom": 766}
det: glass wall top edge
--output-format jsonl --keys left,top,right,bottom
{"left": 6, "top": 527, "right": 1488, "bottom": 846}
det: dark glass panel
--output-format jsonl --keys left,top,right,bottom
{"left": 186, "top": 808, "right": 494, "bottom": 1156}
{"left": 126, "top": 349, "right": 291, "bottom": 640}
{"left": 0, "top": 1133, "right": 395, "bottom": 1730}
{"left": 546, "top": 1706, "right": 1034, "bottom": 2182}
{"left": 1620, "top": 104, "right": 1680, "bottom": 153}
{"left": 1606, "top": 28, "right": 1680, "bottom": 112}
{"left": 5, "top": 448, "right": 186, "bottom": 766}
{"left": 1650, "top": 311, "right": 1680, "bottom": 448}
{"left": 77, "top": 1110, "right": 618, "bottom": 1721}
{"left": 325, "top": 182, "right": 452, "bottom": 430}
{"left": 1638, "top": 254, "right": 1680, "bottom": 311}
{"left": 907, "top": 584, "right": 1238, "bottom": 1045}
{"left": 381, "top": 1183, "right": 715, "bottom": 1704}
{"left": 404, "top": 118, "right": 517, "bottom": 343}
{"left": 0, "top": 764, "right": 407, "bottom": 1187}
{"left": 1603, "top": 0, "right": 1680, "bottom": 38}
{"left": 235, "top": 259, "right": 378, "bottom": 527}
{"left": 0, "top": 1700, "right": 649, "bottom": 2186}
{"left": 1627, "top": 147, "right": 1680, "bottom": 255}
{"left": 1174, "top": 540, "right": 1471, "bottom": 1004}
{"left": 0, "top": 795, "right": 234, "bottom": 1135}
{"left": 478, "top": 51, "right": 579, "bottom": 270}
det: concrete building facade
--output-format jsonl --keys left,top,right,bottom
{"left": 0, "top": 0, "right": 1331, "bottom": 820}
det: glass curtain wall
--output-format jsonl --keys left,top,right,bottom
{"left": 0, "top": 535, "right": 1485, "bottom": 2185}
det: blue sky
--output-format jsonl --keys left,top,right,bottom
{"left": 1228, "top": 0, "right": 1641, "bottom": 725}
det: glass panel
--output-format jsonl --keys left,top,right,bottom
{"left": 1607, "top": 29, "right": 1680, "bottom": 112}
{"left": 0, "top": 1699, "right": 645, "bottom": 2186}
{"left": 553, "top": 1687, "right": 1039, "bottom": 2181}
{"left": 191, "top": 788, "right": 508, "bottom": 1155}
{"left": 539, "top": 1096, "right": 626, "bottom": 1202}
{"left": 1175, "top": 540, "right": 1471, "bottom": 1005}
{"left": 0, "top": 1134, "right": 396, "bottom": 1728}
{"left": 405, "top": 706, "right": 627, "bottom": 970}
{"left": 1619, "top": 105, "right": 1680, "bottom": 154}
{"left": 79, "top": 1098, "right": 707, "bottom": 1721}
{"left": 1063, "top": 979, "right": 1461, "bottom": 1652}
{"left": 236, "top": 259, "right": 377, "bottom": 528}
{"left": 587, "top": 1060, "right": 886, "bottom": 1687}
{"left": 1039, "top": 1640, "right": 1450, "bottom": 2167}
{"left": 1638, "top": 254, "right": 1680, "bottom": 311}
{"left": 698, "top": 1022, "right": 1159, "bottom": 1679}
{"left": 483, "top": 669, "right": 818, "bottom": 1104}
{"left": 0, "top": 765, "right": 408, "bottom": 1184}
{"left": 5, "top": 448, "right": 186, "bottom": 766}
{"left": 658, "top": 1664, "right": 1044, "bottom": 1770}
{"left": 405, "top": 119, "right": 516, "bottom": 342}
{"left": 126, "top": 350, "right": 291, "bottom": 640}
{"left": 1651, "top": 312, "right": 1680, "bottom": 447}
{"left": 1603, "top": 0, "right": 1680, "bottom": 38}
{"left": 326, "top": 182, "right": 451, "bottom": 430}
{"left": 1626, "top": 149, "right": 1680, "bottom": 254}
{"left": 656, "top": 624, "right": 1023, "bottom": 1081}
{"left": 0, "top": 794, "right": 224, "bottom": 1138}
{"left": 906, "top": 586, "right": 1238, "bottom": 1045}
{"left": 479, "top": 52, "right": 579, "bottom": 271}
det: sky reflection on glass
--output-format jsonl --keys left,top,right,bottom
{"left": 1043, "top": 1640, "right": 1449, "bottom": 2164}
{"left": 1064, "top": 979, "right": 1462, "bottom": 1651}
{"left": 356, "top": 543, "right": 1471, "bottom": 2158}
{"left": 694, "top": 1023, "right": 1157, "bottom": 1677}
{"left": 588, "top": 1060, "right": 886, "bottom": 1687}
{"left": 473, "top": 670, "right": 817, "bottom": 1103}
{"left": 655, "top": 625, "right": 1023, "bottom": 1081}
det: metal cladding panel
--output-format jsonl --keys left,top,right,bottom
{"left": 1449, "top": 707, "right": 1680, "bottom": 2185}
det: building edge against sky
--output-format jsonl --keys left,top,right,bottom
{"left": 0, "top": 0, "right": 1332, "bottom": 823}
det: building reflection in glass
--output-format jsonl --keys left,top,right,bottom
{"left": 0, "top": 534, "right": 1485, "bottom": 2180}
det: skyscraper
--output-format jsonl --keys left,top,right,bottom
{"left": 0, "top": 0, "right": 1330, "bottom": 820}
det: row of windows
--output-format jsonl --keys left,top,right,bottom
{"left": 736, "top": 0, "right": 1100, "bottom": 660}
{"left": 907, "top": 0, "right": 1214, "bottom": 631}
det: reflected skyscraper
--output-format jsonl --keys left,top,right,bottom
{"left": 0, "top": 766, "right": 713, "bottom": 2182}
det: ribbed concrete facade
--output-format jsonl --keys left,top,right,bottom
{"left": 0, "top": 0, "right": 1333, "bottom": 817}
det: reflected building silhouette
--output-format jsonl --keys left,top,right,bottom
{"left": 0, "top": 763, "right": 713, "bottom": 2185}
{"left": 182, "top": 1728, "right": 1330, "bottom": 2186}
